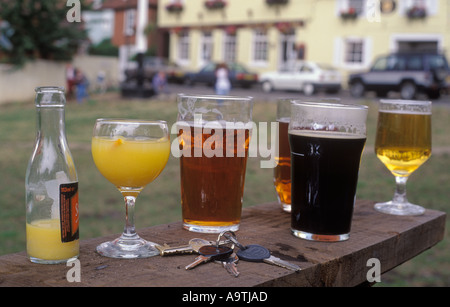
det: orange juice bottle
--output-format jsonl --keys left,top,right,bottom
{"left": 25, "top": 87, "right": 79, "bottom": 264}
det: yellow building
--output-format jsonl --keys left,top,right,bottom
{"left": 158, "top": 0, "right": 450, "bottom": 80}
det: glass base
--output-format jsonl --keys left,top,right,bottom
{"left": 96, "top": 235, "right": 160, "bottom": 259}
{"left": 183, "top": 222, "right": 239, "bottom": 234}
{"left": 374, "top": 201, "right": 425, "bottom": 216}
{"left": 291, "top": 229, "right": 349, "bottom": 242}
{"left": 280, "top": 202, "right": 291, "bottom": 213}
{"left": 29, "top": 255, "right": 79, "bottom": 265}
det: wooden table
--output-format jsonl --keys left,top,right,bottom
{"left": 0, "top": 199, "right": 446, "bottom": 287}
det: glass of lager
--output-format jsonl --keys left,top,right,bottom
{"left": 289, "top": 100, "right": 368, "bottom": 242}
{"left": 273, "top": 98, "right": 292, "bottom": 213}
{"left": 176, "top": 94, "right": 253, "bottom": 233}
{"left": 374, "top": 99, "right": 432, "bottom": 216}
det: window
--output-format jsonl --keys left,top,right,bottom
{"left": 224, "top": 33, "right": 236, "bottom": 63}
{"left": 201, "top": 31, "right": 213, "bottom": 63}
{"left": 345, "top": 40, "right": 364, "bottom": 64}
{"left": 201, "top": 62, "right": 216, "bottom": 72}
{"left": 427, "top": 55, "right": 449, "bottom": 70}
{"left": 336, "top": 0, "right": 366, "bottom": 16}
{"left": 406, "top": 55, "right": 423, "bottom": 71}
{"left": 412, "top": 0, "right": 425, "bottom": 7}
{"left": 124, "top": 9, "right": 136, "bottom": 36}
{"left": 348, "top": 0, "right": 364, "bottom": 14}
{"left": 399, "top": 0, "right": 438, "bottom": 16}
{"left": 253, "top": 29, "right": 268, "bottom": 64}
{"left": 334, "top": 36, "right": 371, "bottom": 69}
{"left": 372, "top": 55, "right": 407, "bottom": 71}
{"left": 299, "top": 64, "right": 313, "bottom": 73}
{"left": 178, "top": 31, "right": 190, "bottom": 62}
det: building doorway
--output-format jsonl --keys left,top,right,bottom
{"left": 391, "top": 34, "right": 443, "bottom": 54}
{"left": 279, "top": 31, "right": 297, "bottom": 71}
{"left": 397, "top": 41, "right": 438, "bottom": 53}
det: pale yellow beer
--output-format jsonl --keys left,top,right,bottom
{"left": 374, "top": 99, "right": 432, "bottom": 216}
{"left": 375, "top": 110, "right": 431, "bottom": 177}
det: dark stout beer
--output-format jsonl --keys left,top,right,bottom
{"left": 290, "top": 130, "right": 366, "bottom": 238}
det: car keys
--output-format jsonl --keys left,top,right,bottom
{"left": 157, "top": 238, "right": 212, "bottom": 256}
{"left": 217, "top": 230, "right": 301, "bottom": 271}
{"left": 236, "top": 244, "right": 301, "bottom": 271}
{"left": 185, "top": 245, "right": 232, "bottom": 270}
{"left": 215, "top": 253, "right": 240, "bottom": 277}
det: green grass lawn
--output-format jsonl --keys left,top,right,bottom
{"left": 0, "top": 92, "right": 449, "bottom": 286}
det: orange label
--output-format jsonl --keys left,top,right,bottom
{"left": 60, "top": 182, "right": 79, "bottom": 243}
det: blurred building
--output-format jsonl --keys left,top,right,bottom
{"left": 158, "top": 0, "right": 450, "bottom": 77}
{"left": 102, "top": 0, "right": 169, "bottom": 80}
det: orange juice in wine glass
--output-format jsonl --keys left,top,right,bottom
{"left": 91, "top": 136, "right": 170, "bottom": 189}
{"left": 91, "top": 119, "right": 170, "bottom": 258}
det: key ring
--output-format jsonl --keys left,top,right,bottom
{"left": 214, "top": 231, "right": 235, "bottom": 250}
{"left": 217, "top": 230, "right": 246, "bottom": 250}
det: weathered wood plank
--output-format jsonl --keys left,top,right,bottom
{"left": 0, "top": 199, "right": 445, "bottom": 287}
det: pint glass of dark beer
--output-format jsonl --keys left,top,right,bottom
{"left": 176, "top": 94, "right": 253, "bottom": 233}
{"left": 289, "top": 100, "right": 368, "bottom": 242}
{"left": 274, "top": 99, "right": 292, "bottom": 213}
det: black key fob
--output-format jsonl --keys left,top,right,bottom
{"left": 236, "top": 244, "right": 270, "bottom": 262}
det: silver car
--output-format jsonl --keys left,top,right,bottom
{"left": 259, "top": 61, "right": 342, "bottom": 95}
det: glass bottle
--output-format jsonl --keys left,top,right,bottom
{"left": 25, "top": 87, "right": 79, "bottom": 264}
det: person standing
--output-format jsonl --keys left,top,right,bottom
{"left": 65, "top": 64, "right": 76, "bottom": 98}
{"left": 152, "top": 71, "right": 169, "bottom": 95}
{"left": 215, "top": 63, "right": 231, "bottom": 95}
{"left": 75, "top": 68, "right": 89, "bottom": 104}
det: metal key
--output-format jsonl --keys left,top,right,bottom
{"left": 216, "top": 253, "right": 240, "bottom": 277}
{"left": 185, "top": 245, "right": 232, "bottom": 270}
{"left": 157, "top": 238, "right": 212, "bottom": 256}
{"left": 236, "top": 244, "right": 301, "bottom": 271}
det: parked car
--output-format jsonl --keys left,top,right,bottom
{"left": 185, "top": 62, "right": 258, "bottom": 88}
{"left": 259, "top": 61, "right": 342, "bottom": 95}
{"left": 124, "top": 56, "right": 186, "bottom": 84}
{"left": 348, "top": 52, "right": 450, "bottom": 100}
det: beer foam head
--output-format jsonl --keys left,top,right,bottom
{"left": 379, "top": 99, "right": 432, "bottom": 115}
{"left": 290, "top": 100, "right": 368, "bottom": 136}
{"left": 177, "top": 94, "right": 253, "bottom": 123}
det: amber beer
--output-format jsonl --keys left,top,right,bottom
{"left": 273, "top": 119, "right": 291, "bottom": 212}
{"left": 178, "top": 122, "right": 251, "bottom": 233}
{"left": 375, "top": 110, "right": 431, "bottom": 177}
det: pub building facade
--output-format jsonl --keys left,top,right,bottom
{"left": 157, "top": 0, "right": 450, "bottom": 85}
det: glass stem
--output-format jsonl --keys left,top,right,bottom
{"left": 122, "top": 195, "right": 138, "bottom": 240}
{"left": 393, "top": 176, "right": 409, "bottom": 207}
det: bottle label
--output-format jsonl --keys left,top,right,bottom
{"left": 59, "top": 182, "right": 79, "bottom": 243}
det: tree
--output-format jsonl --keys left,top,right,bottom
{"left": 0, "top": 0, "right": 90, "bottom": 67}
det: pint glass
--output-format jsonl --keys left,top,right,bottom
{"left": 289, "top": 100, "right": 368, "bottom": 242}
{"left": 177, "top": 94, "right": 253, "bottom": 233}
{"left": 273, "top": 99, "right": 292, "bottom": 212}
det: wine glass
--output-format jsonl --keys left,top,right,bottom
{"left": 374, "top": 100, "right": 432, "bottom": 216}
{"left": 91, "top": 119, "right": 170, "bottom": 258}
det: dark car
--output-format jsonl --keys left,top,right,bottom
{"left": 124, "top": 56, "right": 187, "bottom": 84}
{"left": 348, "top": 52, "right": 449, "bottom": 100}
{"left": 185, "top": 62, "right": 258, "bottom": 88}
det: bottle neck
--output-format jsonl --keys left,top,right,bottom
{"left": 34, "top": 86, "right": 67, "bottom": 140}
{"left": 36, "top": 106, "right": 66, "bottom": 140}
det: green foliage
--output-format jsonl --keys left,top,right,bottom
{"left": 0, "top": 0, "right": 90, "bottom": 66}
{"left": 88, "top": 38, "right": 118, "bottom": 57}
